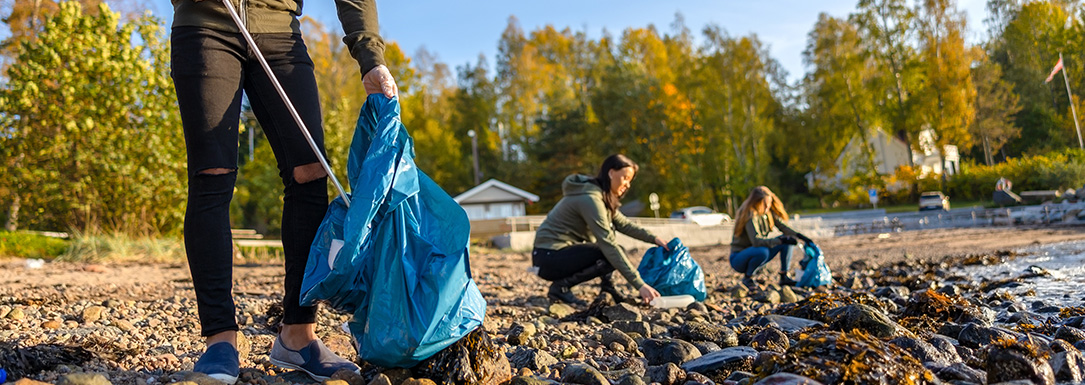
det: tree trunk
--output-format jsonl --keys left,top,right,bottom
{"left": 5, "top": 195, "right": 19, "bottom": 232}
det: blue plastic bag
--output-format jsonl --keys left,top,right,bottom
{"left": 300, "top": 95, "right": 486, "bottom": 368}
{"left": 797, "top": 242, "right": 832, "bottom": 287}
{"left": 637, "top": 238, "right": 706, "bottom": 301}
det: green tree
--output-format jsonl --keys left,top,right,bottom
{"left": 0, "top": 1, "right": 184, "bottom": 233}
{"left": 853, "top": 0, "right": 924, "bottom": 195}
{"left": 995, "top": 2, "right": 1074, "bottom": 155}
{"left": 915, "top": 0, "right": 975, "bottom": 187}
{"left": 801, "top": 14, "right": 883, "bottom": 188}
{"left": 970, "top": 55, "right": 1021, "bottom": 165}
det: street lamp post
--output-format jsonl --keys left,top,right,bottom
{"left": 467, "top": 129, "right": 480, "bottom": 185}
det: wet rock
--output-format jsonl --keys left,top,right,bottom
{"left": 600, "top": 328, "right": 637, "bottom": 352}
{"left": 725, "top": 371, "right": 754, "bottom": 382}
{"left": 680, "top": 346, "right": 757, "bottom": 379}
{"left": 507, "top": 322, "right": 537, "bottom": 346}
{"left": 683, "top": 371, "right": 712, "bottom": 385}
{"left": 826, "top": 304, "right": 914, "bottom": 339}
{"left": 750, "top": 327, "right": 789, "bottom": 353}
{"left": 1055, "top": 325, "right": 1085, "bottom": 345}
{"left": 603, "top": 303, "right": 642, "bottom": 322}
{"left": 765, "top": 331, "right": 938, "bottom": 385}
{"left": 639, "top": 338, "right": 702, "bottom": 366}
{"left": 692, "top": 341, "right": 721, "bottom": 355}
{"left": 751, "top": 373, "right": 824, "bottom": 385}
{"left": 412, "top": 327, "right": 512, "bottom": 385}
{"left": 958, "top": 324, "right": 1022, "bottom": 349}
{"left": 549, "top": 304, "right": 575, "bottom": 319}
{"left": 672, "top": 322, "right": 738, "bottom": 347}
{"left": 56, "top": 373, "right": 112, "bottom": 385}
{"left": 986, "top": 341, "right": 1055, "bottom": 385}
{"left": 507, "top": 376, "right": 559, "bottom": 385}
{"left": 1050, "top": 339, "right": 1077, "bottom": 353}
{"left": 935, "top": 362, "right": 986, "bottom": 384}
{"left": 561, "top": 363, "right": 608, "bottom": 385}
{"left": 509, "top": 347, "right": 557, "bottom": 371}
{"left": 1051, "top": 350, "right": 1085, "bottom": 382}
{"left": 645, "top": 363, "right": 685, "bottom": 385}
{"left": 752, "top": 315, "right": 823, "bottom": 334}
{"left": 612, "top": 321, "right": 651, "bottom": 338}
{"left": 889, "top": 337, "right": 959, "bottom": 368}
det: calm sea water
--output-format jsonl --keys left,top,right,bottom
{"left": 953, "top": 240, "right": 1085, "bottom": 309}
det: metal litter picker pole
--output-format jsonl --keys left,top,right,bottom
{"left": 220, "top": 0, "right": 351, "bottom": 207}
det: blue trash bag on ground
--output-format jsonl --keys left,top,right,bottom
{"left": 299, "top": 95, "right": 486, "bottom": 368}
{"left": 797, "top": 242, "right": 832, "bottom": 287}
{"left": 636, "top": 238, "right": 706, "bottom": 301}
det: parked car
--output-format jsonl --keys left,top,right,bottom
{"left": 670, "top": 206, "right": 731, "bottom": 226}
{"left": 918, "top": 191, "right": 950, "bottom": 211}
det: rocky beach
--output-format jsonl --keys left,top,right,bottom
{"left": 4, "top": 226, "right": 1085, "bottom": 385}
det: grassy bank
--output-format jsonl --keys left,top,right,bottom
{"left": 0, "top": 231, "right": 286, "bottom": 263}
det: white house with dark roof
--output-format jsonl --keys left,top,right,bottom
{"left": 453, "top": 179, "right": 540, "bottom": 221}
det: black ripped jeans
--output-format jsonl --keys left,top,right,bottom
{"left": 172, "top": 27, "right": 328, "bottom": 337}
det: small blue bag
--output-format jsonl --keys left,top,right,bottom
{"left": 299, "top": 95, "right": 485, "bottom": 368}
{"left": 797, "top": 242, "right": 832, "bottom": 287}
{"left": 637, "top": 238, "right": 706, "bottom": 301}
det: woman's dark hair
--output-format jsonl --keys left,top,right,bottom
{"left": 593, "top": 154, "right": 639, "bottom": 213}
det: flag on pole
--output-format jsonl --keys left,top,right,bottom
{"left": 1046, "top": 57, "right": 1064, "bottom": 83}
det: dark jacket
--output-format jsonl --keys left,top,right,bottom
{"left": 730, "top": 213, "right": 801, "bottom": 254}
{"left": 172, "top": 0, "right": 385, "bottom": 74}
{"left": 534, "top": 174, "right": 657, "bottom": 289}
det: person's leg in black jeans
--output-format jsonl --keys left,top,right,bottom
{"left": 173, "top": 26, "right": 247, "bottom": 382}
{"left": 241, "top": 32, "right": 333, "bottom": 352}
{"left": 173, "top": 27, "right": 246, "bottom": 347}
{"left": 533, "top": 244, "right": 618, "bottom": 305}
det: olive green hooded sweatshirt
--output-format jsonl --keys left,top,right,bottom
{"left": 534, "top": 174, "right": 657, "bottom": 289}
{"left": 172, "top": 0, "right": 385, "bottom": 75}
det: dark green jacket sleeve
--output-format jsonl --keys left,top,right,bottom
{"left": 333, "top": 0, "right": 385, "bottom": 75}
{"left": 746, "top": 217, "right": 781, "bottom": 248}
{"left": 575, "top": 197, "right": 647, "bottom": 289}
{"left": 612, "top": 211, "right": 657, "bottom": 244}
{"left": 774, "top": 217, "right": 804, "bottom": 239}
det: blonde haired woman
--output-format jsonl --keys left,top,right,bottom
{"left": 729, "top": 186, "right": 811, "bottom": 288}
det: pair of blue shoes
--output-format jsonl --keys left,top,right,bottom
{"left": 193, "top": 336, "right": 358, "bottom": 384}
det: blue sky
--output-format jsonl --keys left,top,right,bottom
{"left": 142, "top": 0, "right": 984, "bottom": 83}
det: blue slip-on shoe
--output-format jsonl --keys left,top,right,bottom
{"left": 269, "top": 335, "right": 359, "bottom": 381}
{"left": 192, "top": 341, "right": 240, "bottom": 384}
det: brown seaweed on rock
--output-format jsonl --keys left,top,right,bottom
{"left": 776, "top": 292, "right": 893, "bottom": 323}
{"left": 757, "top": 330, "right": 939, "bottom": 385}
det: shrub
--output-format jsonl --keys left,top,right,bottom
{"left": 0, "top": 231, "right": 69, "bottom": 259}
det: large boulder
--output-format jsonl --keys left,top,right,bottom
{"left": 639, "top": 338, "right": 702, "bottom": 366}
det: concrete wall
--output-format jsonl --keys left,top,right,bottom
{"left": 491, "top": 219, "right": 830, "bottom": 251}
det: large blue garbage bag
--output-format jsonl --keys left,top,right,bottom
{"left": 797, "top": 242, "right": 832, "bottom": 287}
{"left": 637, "top": 238, "right": 706, "bottom": 301}
{"left": 299, "top": 95, "right": 486, "bottom": 368}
